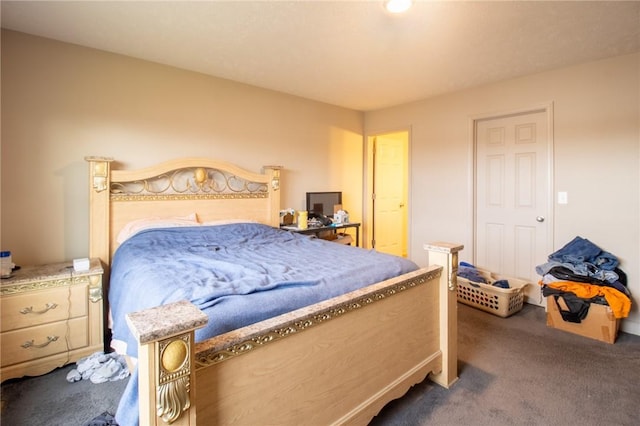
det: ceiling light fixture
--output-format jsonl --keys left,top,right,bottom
{"left": 384, "top": 0, "right": 413, "bottom": 14}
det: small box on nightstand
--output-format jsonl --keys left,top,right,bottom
{"left": 73, "top": 258, "right": 91, "bottom": 272}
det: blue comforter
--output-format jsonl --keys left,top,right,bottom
{"left": 110, "top": 222, "right": 418, "bottom": 358}
{"left": 113, "top": 222, "right": 418, "bottom": 425}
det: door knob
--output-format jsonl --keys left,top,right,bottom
{"left": 536, "top": 216, "right": 545, "bottom": 223}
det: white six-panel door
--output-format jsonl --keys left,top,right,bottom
{"left": 475, "top": 109, "right": 552, "bottom": 305}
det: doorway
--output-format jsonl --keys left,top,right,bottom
{"left": 473, "top": 106, "right": 554, "bottom": 306}
{"left": 366, "top": 131, "right": 409, "bottom": 257}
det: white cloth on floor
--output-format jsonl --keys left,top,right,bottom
{"left": 66, "top": 351, "right": 129, "bottom": 384}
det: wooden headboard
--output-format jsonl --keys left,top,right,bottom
{"left": 85, "top": 157, "right": 282, "bottom": 267}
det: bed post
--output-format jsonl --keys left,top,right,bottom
{"left": 85, "top": 156, "right": 114, "bottom": 264}
{"left": 262, "top": 165, "right": 282, "bottom": 226}
{"left": 127, "top": 301, "right": 208, "bottom": 426}
{"left": 425, "top": 242, "right": 463, "bottom": 388}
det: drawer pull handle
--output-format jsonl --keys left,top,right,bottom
{"left": 21, "top": 335, "right": 59, "bottom": 349}
{"left": 20, "top": 303, "right": 58, "bottom": 315}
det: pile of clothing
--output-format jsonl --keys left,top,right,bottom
{"left": 457, "top": 261, "right": 511, "bottom": 289}
{"left": 66, "top": 351, "right": 129, "bottom": 384}
{"left": 536, "top": 236, "right": 631, "bottom": 323}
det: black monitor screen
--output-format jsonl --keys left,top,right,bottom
{"left": 306, "top": 192, "right": 342, "bottom": 217}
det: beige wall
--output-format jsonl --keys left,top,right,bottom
{"left": 365, "top": 53, "right": 640, "bottom": 335}
{"left": 1, "top": 30, "right": 364, "bottom": 265}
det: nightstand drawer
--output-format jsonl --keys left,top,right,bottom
{"left": 0, "top": 317, "right": 89, "bottom": 367}
{"left": 1, "top": 285, "right": 88, "bottom": 332}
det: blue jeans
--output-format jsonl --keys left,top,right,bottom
{"left": 548, "top": 236, "right": 618, "bottom": 270}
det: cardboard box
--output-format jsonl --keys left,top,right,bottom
{"left": 546, "top": 296, "right": 620, "bottom": 344}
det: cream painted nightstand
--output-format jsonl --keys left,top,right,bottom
{"left": 0, "top": 258, "right": 104, "bottom": 381}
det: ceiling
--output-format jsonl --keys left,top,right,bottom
{"left": 2, "top": 1, "right": 639, "bottom": 111}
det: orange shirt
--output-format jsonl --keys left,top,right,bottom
{"left": 541, "top": 281, "right": 631, "bottom": 319}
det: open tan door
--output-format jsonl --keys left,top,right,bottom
{"left": 372, "top": 132, "right": 409, "bottom": 257}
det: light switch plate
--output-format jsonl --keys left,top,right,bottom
{"left": 558, "top": 192, "right": 568, "bottom": 204}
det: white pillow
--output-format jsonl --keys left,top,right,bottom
{"left": 116, "top": 213, "right": 199, "bottom": 244}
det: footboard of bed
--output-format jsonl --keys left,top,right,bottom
{"left": 127, "top": 242, "right": 461, "bottom": 425}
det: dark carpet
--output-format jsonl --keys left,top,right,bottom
{"left": 1, "top": 362, "right": 128, "bottom": 425}
{"left": 371, "top": 303, "right": 640, "bottom": 425}
{"left": 2, "top": 303, "right": 639, "bottom": 425}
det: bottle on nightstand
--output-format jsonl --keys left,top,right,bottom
{"left": 1, "top": 251, "right": 14, "bottom": 278}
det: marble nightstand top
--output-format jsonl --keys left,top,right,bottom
{"left": 1, "top": 258, "right": 103, "bottom": 295}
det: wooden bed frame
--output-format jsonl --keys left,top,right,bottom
{"left": 85, "top": 156, "right": 462, "bottom": 425}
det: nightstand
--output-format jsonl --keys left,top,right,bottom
{"left": 0, "top": 258, "right": 104, "bottom": 381}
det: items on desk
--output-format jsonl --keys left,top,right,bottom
{"left": 308, "top": 212, "right": 332, "bottom": 226}
{"left": 297, "top": 210, "right": 308, "bottom": 229}
{"left": 334, "top": 210, "right": 349, "bottom": 225}
{"left": 280, "top": 208, "right": 295, "bottom": 226}
{"left": 281, "top": 222, "right": 361, "bottom": 247}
